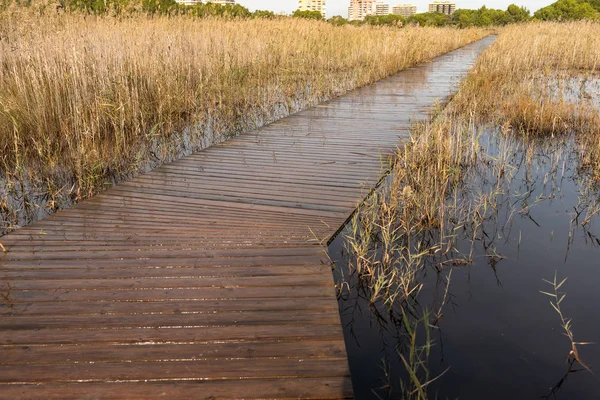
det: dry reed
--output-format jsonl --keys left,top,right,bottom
{"left": 452, "top": 21, "right": 600, "bottom": 135}
{"left": 345, "top": 21, "right": 600, "bottom": 310}
{"left": 341, "top": 21, "right": 600, "bottom": 399}
{"left": 0, "top": 8, "right": 488, "bottom": 233}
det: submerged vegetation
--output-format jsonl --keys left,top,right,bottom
{"left": 0, "top": 6, "right": 489, "bottom": 234}
{"left": 340, "top": 21, "right": 600, "bottom": 398}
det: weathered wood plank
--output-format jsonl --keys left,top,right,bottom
{"left": 0, "top": 377, "right": 354, "bottom": 400}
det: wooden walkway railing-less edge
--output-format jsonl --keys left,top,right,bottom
{"left": 0, "top": 37, "right": 494, "bottom": 400}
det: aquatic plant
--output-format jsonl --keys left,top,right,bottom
{"left": 540, "top": 272, "right": 594, "bottom": 398}
{"left": 341, "top": 21, "right": 600, "bottom": 398}
{"left": 452, "top": 21, "right": 600, "bottom": 136}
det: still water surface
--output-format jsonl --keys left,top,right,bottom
{"left": 330, "top": 130, "right": 600, "bottom": 399}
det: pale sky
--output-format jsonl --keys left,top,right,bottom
{"left": 239, "top": 0, "right": 555, "bottom": 17}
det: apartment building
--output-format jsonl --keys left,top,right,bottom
{"left": 348, "top": 0, "right": 395, "bottom": 20}
{"left": 348, "top": 0, "right": 374, "bottom": 20}
{"left": 298, "top": 0, "right": 327, "bottom": 17}
{"left": 391, "top": 3, "right": 417, "bottom": 17}
{"left": 428, "top": 1, "right": 456, "bottom": 15}
{"left": 373, "top": 2, "right": 390, "bottom": 15}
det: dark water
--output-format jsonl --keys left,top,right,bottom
{"left": 329, "top": 130, "right": 600, "bottom": 399}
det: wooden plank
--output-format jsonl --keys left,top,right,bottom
{"left": 1, "top": 339, "right": 347, "bottom": 364}
{"left": 0, "top": 324, "right": 346, "bottom": 345}
{"left": 0, "top": 309, "right": 342, "bottom": 330}
{"left": 0, "top": 358, "right": 350, "bottom": 383}
{"left": 0, "top": 297, "right": 338, "bottom": 316}
{"left": 0, "top": 254, "right": 328, "bottom": 269}
{"left": 0, "top": 377, "right": 354, "bottom": 400}
{"left": 3, "top": 286, "right": 337, "bottom": 303}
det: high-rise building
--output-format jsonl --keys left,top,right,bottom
{"left": 348, "top": 0, "right": 375, "bottom": 20}
{"left": 428, "top": 1, "right": 456, "bottom": 15}
{"left": 373, "top": 2, "right": 390, "bottom": 15}
{"left": 298, "top": 0, "right": 327, "bottom": 17}
{"left": 391, "top": 3, "right": 417, "bottom": 17}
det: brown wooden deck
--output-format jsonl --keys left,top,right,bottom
{"left": 0, "top": 37, "right": 494, "bottom": 399}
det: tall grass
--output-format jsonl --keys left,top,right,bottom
{"left": 341, "top": 21, "right": 600, "bottom": 398}
{"left": 452, "top": 20, "right": 600, "bottom": 227}
{"left": 0, "top": 8, "right": 488, "bottom": 233}
{"left": 344, "top": 20, "right": 600, "bottom": 317}
{"left": 452, "top": 21, "right": 600, "bottom": 135}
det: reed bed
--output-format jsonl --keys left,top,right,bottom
{"left": 341, "top": 22, "right": 600, "bottom": 397}
{"left": 345, "top": 20, "right": 600, "bottom": 318}
{"left": 0, "top": 9, "right": 487, "bottom": 233}
{"left": 452, "top": 21, "right": 600, "bottom": 135}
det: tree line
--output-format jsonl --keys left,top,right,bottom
{"left": 298, "top": 0, "right": 600, "bottom": 27}
{"left": 4, "top": 0, "right": 600, "bottom": 25}
{"left": 330, "top": 0, "right": 599, "bottom": 27}
{"left": 3, "top": 0, "right": 276, "bottom": 17}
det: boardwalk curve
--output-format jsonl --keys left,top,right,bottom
{"left": 0, "top": 37, "right": 494, "bottom": 399}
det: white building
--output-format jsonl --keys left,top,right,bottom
{"left": 373, "top": 2, "right": 390, "bottom": 15}
{"left": 347, "top": 0, "right": 374, "bottom": 20}
{"left": 298, "top": 0, "right": 327, "bottom": 17}
{"left": 391, "top": 3, "right": 417, "bottom": 17}
{"left": 428, "top": 1, "right": 456, "bottom": 15}
{"left": 349, "top": 1, "right": 396, "bottom": 20}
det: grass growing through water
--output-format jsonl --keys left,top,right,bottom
{"left": 452, "top": 21, "right": 600, "bottom": 136}
{"left": 541, "top": 273, "right": 594, "bottom": 398}
{"left": 341, "top": 21, "right": 600, "bottom": 398}
{"left": 0, "top": 6, "right": 488, "bottom": 234}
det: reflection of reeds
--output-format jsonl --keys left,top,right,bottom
{"left": 396, "top": 309, "right": 449, "bottom": 400}
{"left": 452, "top": 21, "right": 600, "bottom": 188}
{"left": 0, "top": 8, "right": 488, "bottom": 233}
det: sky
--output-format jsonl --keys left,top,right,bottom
{"left": 239, "top": 0, "right": 556, "bottom": 17}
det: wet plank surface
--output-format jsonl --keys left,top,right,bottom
{"left": 0, "top": 37, "right": 494, "bottom": 399}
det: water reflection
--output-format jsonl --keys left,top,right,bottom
{"left": 330, "top": 128, "right": 600, "bottom": 399}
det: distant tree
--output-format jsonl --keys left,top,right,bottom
{"left": 292, "top": 9, "right": 323, "bottom": 20}
{"left": 587, "top": 0, "right": 600, "bottom": 11}
{"left": 534, "top": 0, "right": 599, "bottom": 20}
{"left": 141, "top": 0, "right": 178, "bottom": 15}
{"left": 452, "top": 4, "right": 531, "bottom": 27}
{"left": 364, "top": 13, "right": 404, "bottom": 26}
{"left": 407, "top": 12, "right": 450, "bottom": 27}
{"left": 327, "top": 15, "right": 348, "bottom": 26}
{"left": 252, "top": 9, "right": 275, "bottom": 19}
{"left": 506, "top": 4, "right": 530, "bottom": 22}
{"left": 452, "top": 9, "right": 476, "bottom": 27}
{"left": 187, "top": 2, "right": 251, "bottom": 18}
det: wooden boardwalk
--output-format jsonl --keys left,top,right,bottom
{"left": 0, "top": 37, "right": 493, "bottom": 399}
